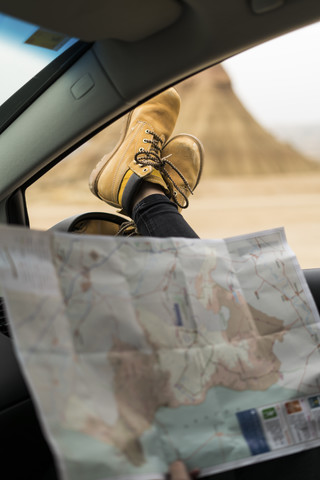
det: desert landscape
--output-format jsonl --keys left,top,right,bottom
{"left": 26, "top": 66, "right": 320, "bottom": 269}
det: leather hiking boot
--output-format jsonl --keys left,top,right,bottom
{"left": 89, "top": 88, "right": 181, "bottom": 215}
{"left": 161, "top": 133, "right": 204, "bottom": 209}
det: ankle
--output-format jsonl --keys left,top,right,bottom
{"left": 132, "top": 182, "right": 166, "bottom": 211}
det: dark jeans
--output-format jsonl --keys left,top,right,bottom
{"left": 132, "top": 194, "right": 199, "bottom": 238}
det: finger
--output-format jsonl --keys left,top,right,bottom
{"left": 169, "top": 461, "right": 191, "bottom": 480}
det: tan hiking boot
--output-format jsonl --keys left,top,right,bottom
{"left": 89, "top": 88, "right": 181, "bottom": 214}
{"left": 161, "top": 133, "right": 204, "bottom": 209}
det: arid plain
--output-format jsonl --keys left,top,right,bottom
{"left": 27, "top": 172, "right": 320, "bottom": 269}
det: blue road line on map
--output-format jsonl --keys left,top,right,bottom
{"left": 232, "top": 291, "right": 240, "bottom": 304}
{"left": 174, "top": 303, "right": 183, "bottom": 326}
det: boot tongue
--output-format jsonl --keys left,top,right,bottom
{"left": 130, "top": 88, "right": 181, "bottom": 142}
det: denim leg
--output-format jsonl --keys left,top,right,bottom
{"left": 132, "top": 194, "right": 199, "bottom": 238}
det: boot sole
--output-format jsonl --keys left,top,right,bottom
{"left": 88, "top": 111, "right": 134, "bottom": 202}
{"left": 163, "top": 133, "right": 205, "bottom": 193}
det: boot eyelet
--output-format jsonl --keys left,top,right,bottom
{"left": 143, "top": 168, "right": 148, "bottom": 172}
{"left": 173, "top": 191, "right": 177, "bottom": 196}
{"left": 145, "top": 129, "right": 151, "bottom": 134}
{"left": 143, "top": 139, "right": 148, "bottom": 143}
{"left": 139, "top": 147, "right": 144, "bottom": 152}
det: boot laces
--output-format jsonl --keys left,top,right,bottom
{"left": 116, "top": 220, "right": 139, "bottom": 236}
{"left": 134, "top": 129, "right": 193, "bottom": 209}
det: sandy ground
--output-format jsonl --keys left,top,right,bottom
{"left": 26, "top": 172, "right": 320, "bottom": 269}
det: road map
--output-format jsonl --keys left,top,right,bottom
{"left": 1, "top": 225, "right": 320, "bottom": 479}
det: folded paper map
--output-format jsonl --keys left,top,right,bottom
{"left": 1, "top": 226, "right": 320, "bottom": 479}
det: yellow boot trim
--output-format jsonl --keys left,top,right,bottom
{"left": 117, "top": 169, "right": 133, "bottom": 205}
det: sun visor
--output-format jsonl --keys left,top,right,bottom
{"left": 0, "top": 0, "right": 183, "bottom": 42}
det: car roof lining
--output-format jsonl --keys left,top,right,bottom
{"left": 0, "top": 0, "right": 183, "bottom": 42}
{"left": 1, "top": 0, "right": 320, "bottom": 46}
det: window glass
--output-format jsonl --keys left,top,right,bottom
{"left": 0, "top": 13, "right": 77, "bottom": 106}
{"left": 26, "top": 22, "right": 320, "bottom": 269}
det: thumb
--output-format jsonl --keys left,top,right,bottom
{"left": 169, "top": 461, "right": 191, "bottom": 480}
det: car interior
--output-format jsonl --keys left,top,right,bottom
{"left": 1, "top": 0, "right": 320, "bottom": 478}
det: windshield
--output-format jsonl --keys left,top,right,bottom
{"left": 0, "top": 13, "right": 78, "bottom": 106}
